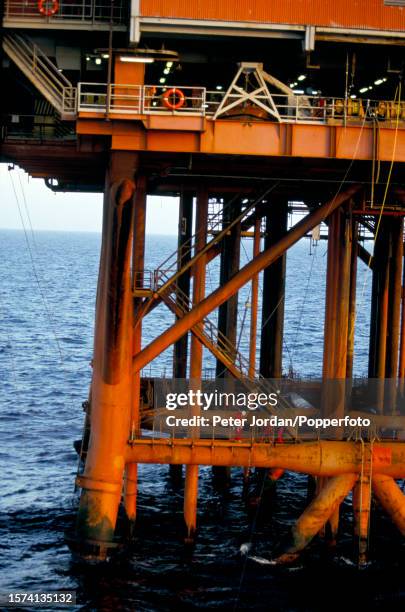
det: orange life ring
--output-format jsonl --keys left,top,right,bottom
{"left": 162, "top": 88, "right": 185, "bottom": 110}
{"left": 38, "top": 0, "right": 59, "bottom": 16}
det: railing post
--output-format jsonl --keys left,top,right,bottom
{"left": 107, "top": 83, "right": 111, "bottom": 114}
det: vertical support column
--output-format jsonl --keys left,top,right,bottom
{"left": 184, "top": 187, "right": 208, "bottom": 543}
{"left": 216, "top": 199, "right": 241, "bottom": 377}
{"left": 323, "top": 208, "right": 352, "bottom": 381}
{"left": 173, "top": 192, "right": 194, "bottom": 379}
{"left": 249, "top": 218, "right": 261, "bottom": 379}
{"left": 386, "top": 218, "right": 403, "bottom": 413}
{"left": 321, "top": 206, "right": 353, "bottom": 541}
{"left": 259, "top": 200, "right": 288, "bottom": 378}
{"left": 399, "top": 251, "right": 405, "bottom": 379}
{"left": 171, "top": 192, "right": 194, "bottom": 483}
{"left": 214, "top": 198, "right": 241, "bottom": 484}
{"left": 352, "top": 444, "right": 372, "bottom": 566}
{"left": 323, "top": 209, "right": 357, "bottom": 382}
{"left": 253, "top": 201, "right": 287, "bottom": 502}
{"left": 346, "top": 219, "right": 358, "bottom": 379}
{"left": 368, "top": 219, "right": 390, "bottom": 380}
{"left": 124, "top": 175, "right": 147, "bottom": 534}
{"left": 386, "top": 218, "right": 403, "bottom": 378}
{"left": 75, "top": 152, "right": 138, "bottom": 559}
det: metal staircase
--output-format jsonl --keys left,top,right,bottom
{"left": 145, "top": 183, "right": 277, "bottom": 302}
{"left": 143, "top": 183, "right": 299, "bottom": 437}
{"left": 2, "top": 33, "right": 77, "bottom": 120}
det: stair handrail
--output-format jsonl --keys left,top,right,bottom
{"left": 13, "top": 33, "right": 72, "bottom": 89}
{"left": 3, "top": 33, "right": 76, "bottom": 114}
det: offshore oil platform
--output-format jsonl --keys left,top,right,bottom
{"left": 2, "top": 1, "right": 405, "bottom": 565}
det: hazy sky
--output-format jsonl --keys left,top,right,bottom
{"left": 0, "top": 163, "right": 179, "bottom": 234}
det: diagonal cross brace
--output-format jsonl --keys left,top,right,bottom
{"left": 133, "top": 185, "right": 361, "bottom": 373}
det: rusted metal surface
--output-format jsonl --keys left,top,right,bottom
{"left": 75, "top": 152, "right": 137, "bottom": 554}
{"left": 125, "top": 440, "right": 405, "bottom": 477}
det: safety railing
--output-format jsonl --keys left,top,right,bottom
{"left": 77, "top": 83, "right": 405, "bottom": 124}
{"left": 4, "top": 0, "right": 127, "bottom": 24}
{"left": 78, "top": 83, "right": 206, "bottom": 115}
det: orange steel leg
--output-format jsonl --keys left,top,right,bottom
{"left": 385, "top": 219, "right": 403, "bottom": 412}
{"left": 124, "top": 175, "right": 147, "bottom": 531}
{"left": 398, "top": 252, "right": 405, "bottom": 380}
{"left": 353, "top": 477, "right": 372, "bottom": 565}
{"left": 184, "top": 187, "right": 208, "bottom": 543}
{"left": 321, "top": 207, "right": 353, "bottom": 539}
{"left": 386, "top": 218, "right": 403, "bottom": 378}
{"left": 352, "top": 440, "right": 372, "bottom": 565}
{"left": 124, "top": 463, "right": 138, "bottom": 534}
{"left": 346, "top": 219, "right": 358, "bottom": 379}
{"left": 372, "top": 474, "right": 405, "bottom": 536}
{"left": 275, "top": 473, "right": 358, "bottom": 563}
{"left": 75, "top": 152, "right": 137, "bottom": 559}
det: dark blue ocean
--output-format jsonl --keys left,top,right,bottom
{"left": 1, "top": 229, "right": 405, "bottom": 611}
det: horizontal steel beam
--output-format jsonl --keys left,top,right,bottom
{"left": 125, "top": 439, "right": 405, "bottom": 478}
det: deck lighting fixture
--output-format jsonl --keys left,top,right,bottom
{"left": 350, "top": 94, "right": 357, "bottom": 99}
{"left": 374, "top": 78, "right": 384, "bottom": 85}
{"left": 359, "top": 87, "right": 368, "bottom": 93}
{"left": 216, "top": 85, "right": 223, "bottom": 90}
{"left": 166, "top": 61, "right": 173, "bottom": 68}
{"left": 120, "top": 56, "right": 155, "bottom": 63}
{"left": 164, "top": 68, "right": 170, "bottom": 74}
{"left": 294, "top": 89, "right": 304, "bottom": 94}
{"left": 159, "top": 77, "right": 166, "bottom": 84}
{"left": 102, "top": 53, "right": 109, "bottom": 59}
{"left": 95, "top": 58, "right": 102, "bottom": 65}
{"left": 297, "top": 74, "right": 306, "bottom": 81}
